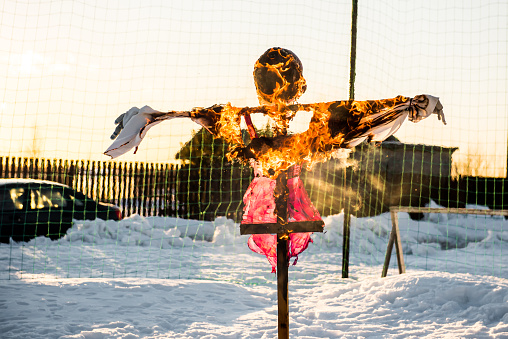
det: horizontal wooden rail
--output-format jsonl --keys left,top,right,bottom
{"left": 390, "top": 206, "right": 508, "bottom": 216}
{"left": 240, "top": 220, "right": 324, "bottom": 235}
{"left": 383, "top": 206, "right": 508, "bottom": 277}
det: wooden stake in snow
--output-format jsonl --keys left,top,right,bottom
{"left": 240, "top": 170, "right": 324, "bottom": 339}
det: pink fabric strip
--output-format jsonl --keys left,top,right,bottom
{"left": 242, "top": 164, "right": 321, "bottom": 272}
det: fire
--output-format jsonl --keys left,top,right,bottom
{"left": 187, "top": 95, "right": 435, "bottom": 179}
{"left": 106, "top": 47, "right": 445, "bottom": 181}
{"left": 216, "top": 103, "right": 243, "bottom": 145}
{"left": 253, "top": 47, "right": 307, "bottom": 135}
{"left": 141, "top": 93, "right": 444, "bottom": 180}
{"left": 253, "top": 47, "right": 306, "bottom": 106}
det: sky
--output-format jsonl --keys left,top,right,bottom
{"left": 1, "top": 0, "right": 507, "bottom": 176}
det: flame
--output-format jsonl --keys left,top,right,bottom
{"left": 217, "top": 103, "right": 244, "bottom": 145}
{"left": 222, "top": 96, "right": 413, "bottom": 179}
{"left": 107, "top": 47, "right": 443, "bottom": 183}
{"left": 189, "top": 74, "right": 437, "bottom": 180}
{"left": 253, "top": 47, "right": 307, "bottom": 135}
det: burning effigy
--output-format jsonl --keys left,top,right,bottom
{"left": 105, "top": 47, "right": 446, "bottom": 272}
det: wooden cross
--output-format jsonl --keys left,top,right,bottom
{"left": 240, "top": 170, "right": 324, "bottom": 339}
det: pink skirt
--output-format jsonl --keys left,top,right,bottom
{"left": 241, "top": 164, "right": 321, "bottom": 272}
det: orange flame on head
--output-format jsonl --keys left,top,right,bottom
{"left": 253, "top": 47, "right": 307, "bottom": 136}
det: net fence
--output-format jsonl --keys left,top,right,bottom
{"left": 0, "top": 0, "right": 507, "bottom": 282}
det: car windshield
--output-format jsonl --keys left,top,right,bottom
{"left": 30, "top": 187, "right": 68, "bottom": 209}
{"left": 0, "top": 188, "right": 25, "bottom": 210}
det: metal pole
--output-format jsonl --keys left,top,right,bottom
{"left": 349, "top": 0, "right": 358, "bottom": 101}
{"left": 343, "top": 0, "right": 359, "bottom": 279}
{"left": 342, "top": 211, "right": 351, "bottom": 278}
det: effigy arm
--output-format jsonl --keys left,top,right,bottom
{"left": 104, "top": 103, "right": 277, "bottom": 158}
{"left": 104, "top": 95, "right": 444, "bottom": 160}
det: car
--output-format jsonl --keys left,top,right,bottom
{"left": 0, "top": 179, "right": 122, "bottom": 243}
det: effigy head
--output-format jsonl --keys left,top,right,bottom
{"left": 253, "top": 47, "right": 307, "bottom": 105}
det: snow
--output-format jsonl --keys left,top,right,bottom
{"left": 1, "top": 202, "right": 507, "bottom": 338}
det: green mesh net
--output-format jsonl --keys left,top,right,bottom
{"left": 0, "top": 0, "right": 506, "bottom": 282}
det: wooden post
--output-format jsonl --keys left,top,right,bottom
{"left": 393, "top": 211, "right": 406, "bottom": 275}
{"left": 240, "top": 168, "right": 324, "bottom": 338}
{"left": 382, "top": 208, "right": 406, "bottom": 277}
{"left": 277, "top": 234, "right": 289, "bottom": 338}
{"left": 275, "top": 171, "right": 289, "bottom": 339}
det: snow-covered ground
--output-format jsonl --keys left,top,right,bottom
{"left": 1, "top": 202, "right": 507, "bottom": 338}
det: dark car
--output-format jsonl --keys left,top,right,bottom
{"left": 0, "top": 179, "right": 122, "bottom": 243}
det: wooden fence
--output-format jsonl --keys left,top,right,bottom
{"left": 0, "top": 156, "right": 253, "bottom": 221}
{"left": 0, "top": 156, "right": 253, "bottom": 220}
{"left": 2, "top": 155, "right": 504, "bottom": 222}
